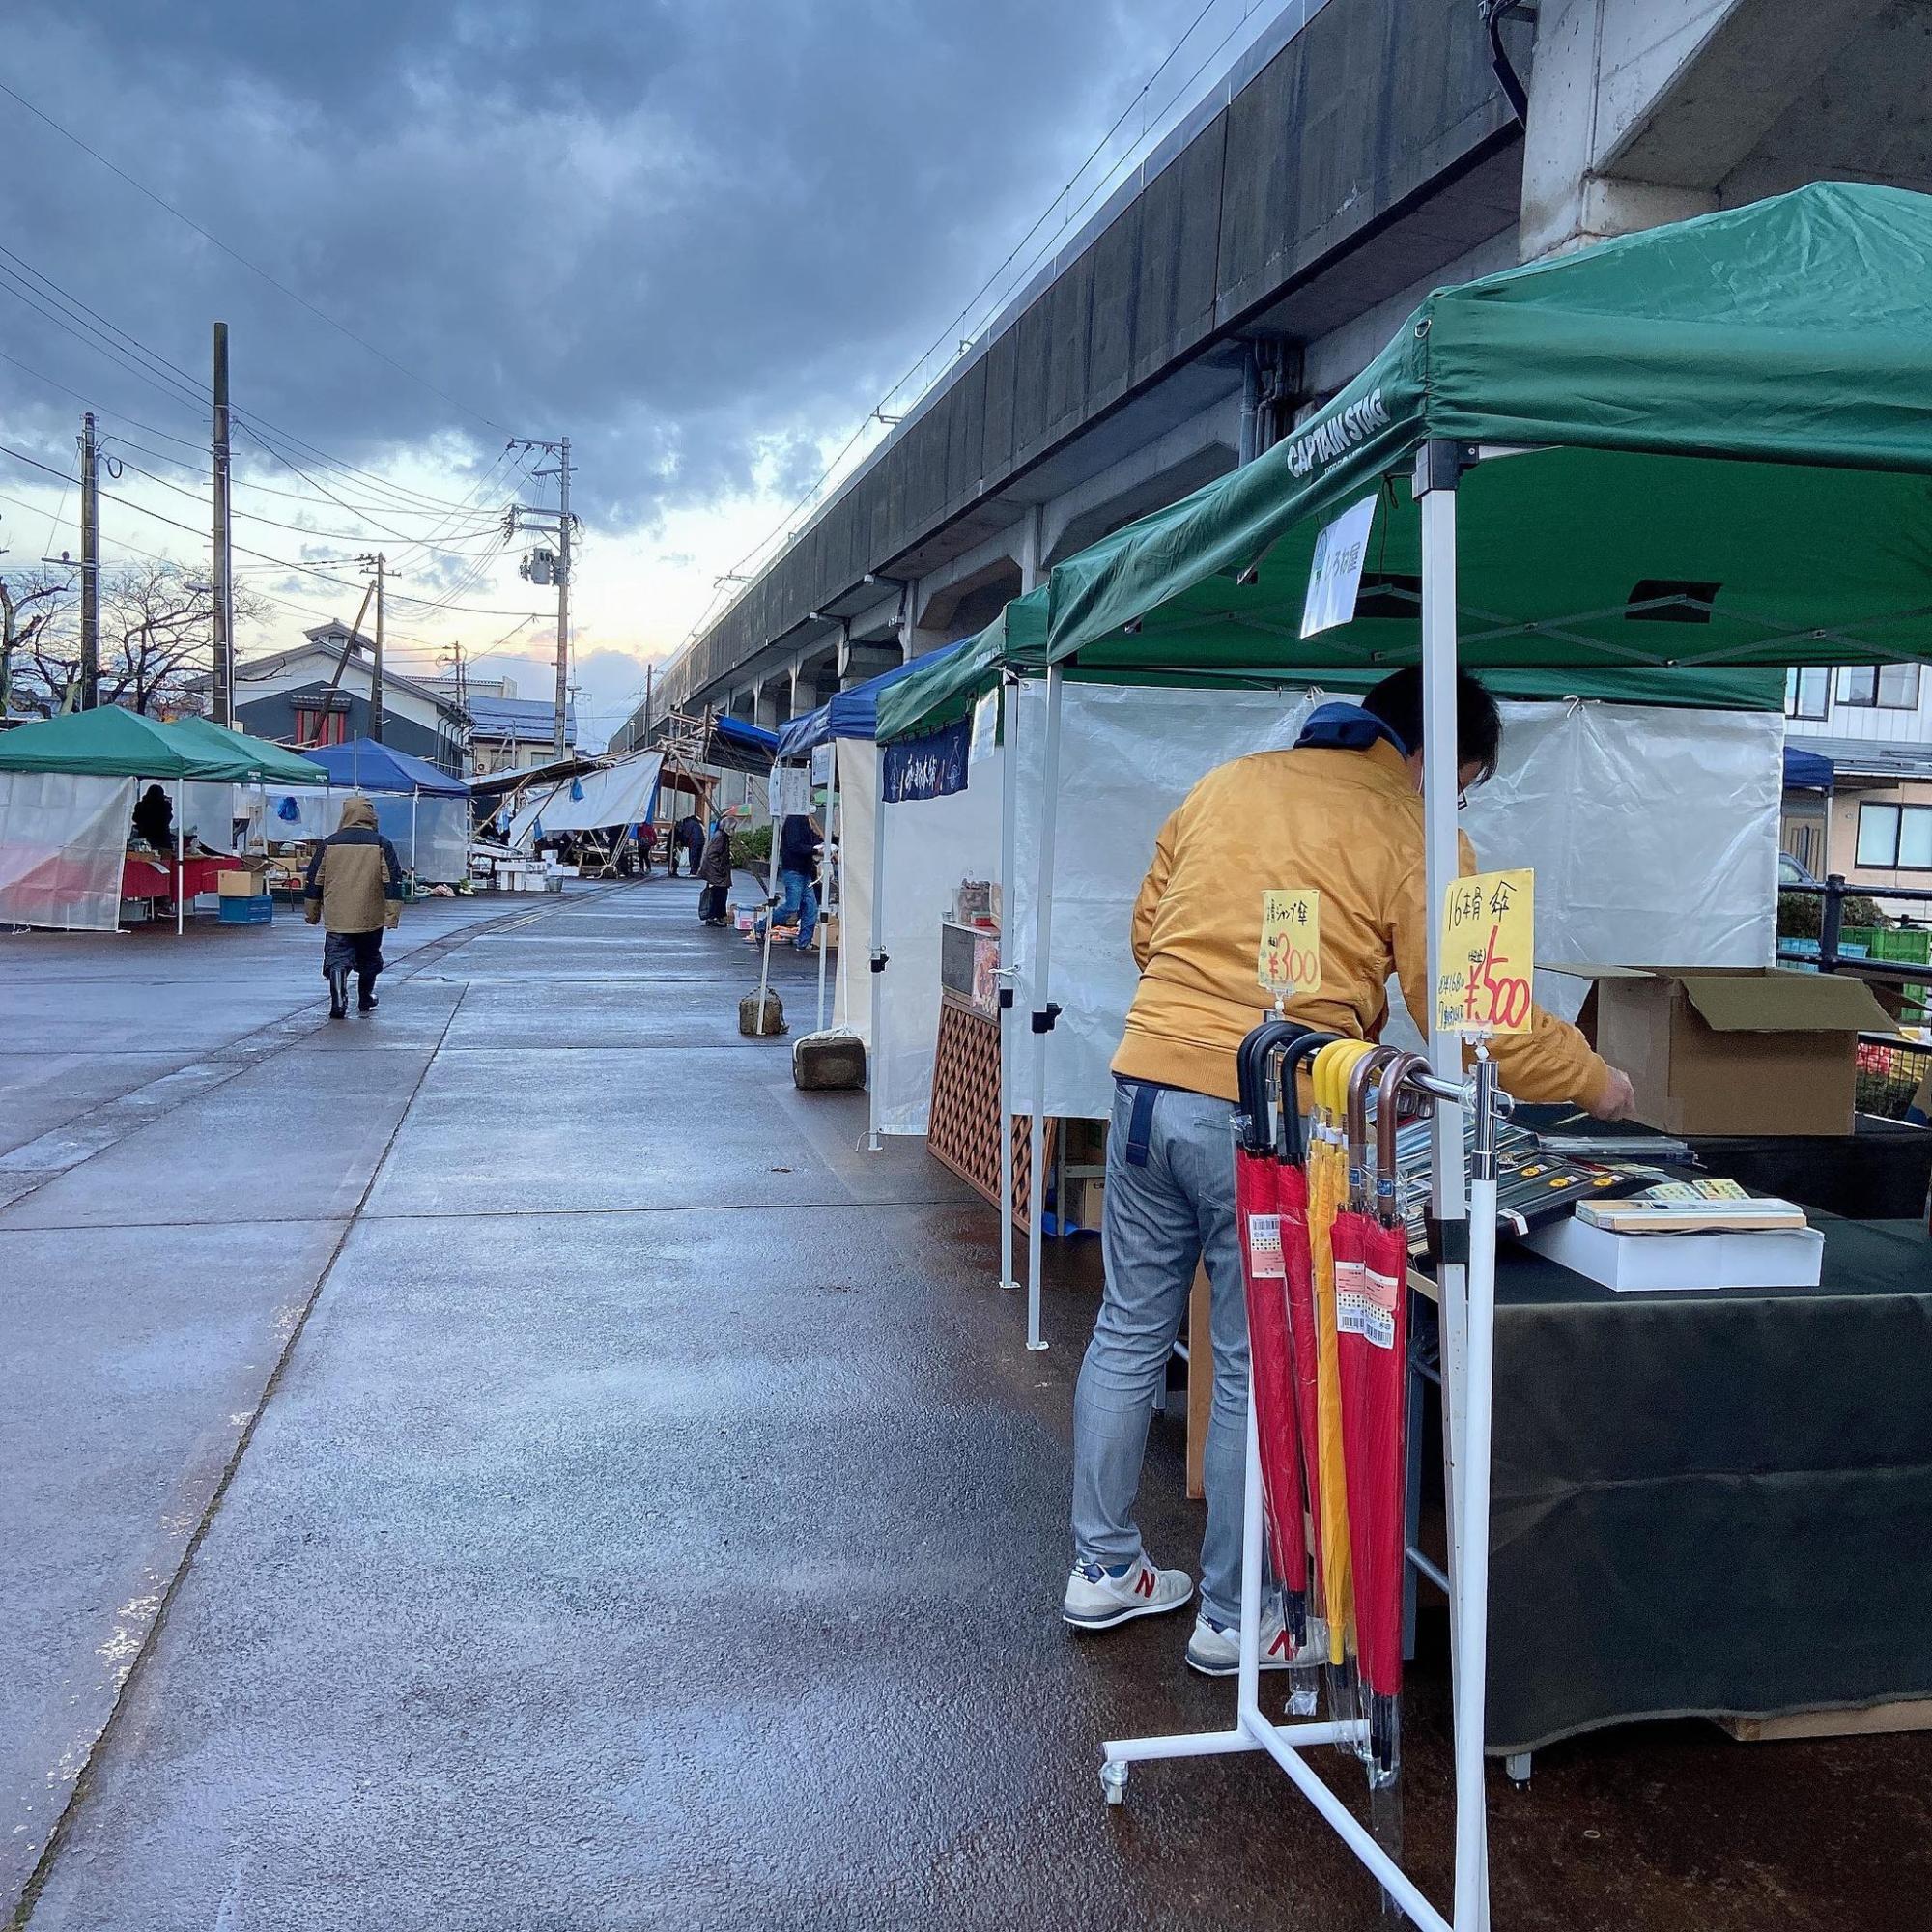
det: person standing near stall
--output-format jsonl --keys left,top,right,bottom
{"left": 696, "top": 807, "right": 741, "bottom": 926}
{"left": 1062, "top": 667, "right": 1635, "bottom": 1673}
{"left": 303, "top": 796, "right": 404, "bottom": 1018}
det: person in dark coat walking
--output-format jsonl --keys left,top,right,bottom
{"left": 304, "top": 796, "right": 404, "bottom": 1016}
{"left": 696, "top": 808, "right": 741, "bottom": 925}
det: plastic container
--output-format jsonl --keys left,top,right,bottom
{"left": 216, "top": 894, "right": 273, "bottom": 925}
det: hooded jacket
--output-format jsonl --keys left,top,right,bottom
{"left": 698, "top": 821, "right": 735, "bottom": 888}
{"left": 304, "top": 796, "right": 405, "bottom": 934}
{"left": 1112, "top": 736, "right": 1610, "bottom": 1109}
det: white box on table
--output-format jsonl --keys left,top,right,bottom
{"left": 1523, "top": 1214, "right": 1825, "bottom": 1292}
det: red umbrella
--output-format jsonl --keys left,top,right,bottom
{"left": 1235, "top": 1022, "right": 1314, "bottom": 1664}
{"left": 1338, "top": 1051, "right": 1429, "bottom": 1800}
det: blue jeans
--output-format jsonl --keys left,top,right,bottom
{"left": 755, "top": 867, "right": 818, "bottom": 947}
{"left": 1071, "top": 1078, "right": 1249, "bottom": 1627}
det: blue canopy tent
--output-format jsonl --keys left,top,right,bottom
{"left": 296, "top": 738, "right": 469, "bottom": 797}
{"left": 268, "top": 736, "right": 470, "bottom": 882}
{"left": 704, "top": 714, "right": 781, "bottom": 775}
{"left": 1783, "top": 745, "right": 1834, "bottom": 791}
{"left": 765, "top": 641, "right": 976, "bottom": 1038}
{"left": 773, "top": 639, "right": 973, "bottom": 763}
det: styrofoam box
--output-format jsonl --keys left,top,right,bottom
{"left": 1523, "top": 1214, "right": 1825, "bottom": 1292}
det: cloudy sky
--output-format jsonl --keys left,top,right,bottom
{"left": 0, "top": 1, "right": 1278, "bottom": 746}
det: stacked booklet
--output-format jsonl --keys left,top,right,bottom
{"left": 1526, "top": 1178, "right": 1821, "bottom": 1291}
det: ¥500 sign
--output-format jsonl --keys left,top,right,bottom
{"left": 1436, "top": 868, "right": 1533, "bottom": 1036}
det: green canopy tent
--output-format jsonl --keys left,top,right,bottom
{"left": 951, "top": 184, "right": 1932, "bottom": 1931}
{"left": 0, "top": 709, "right": 325, "bottom": 933}
{"left": 165, "top": 715, "right": 331, "bottom": 787}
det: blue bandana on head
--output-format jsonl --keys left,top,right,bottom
{"left": 1293, "top": 701, "right": 1409, "bottom": 759}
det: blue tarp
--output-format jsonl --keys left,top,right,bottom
{"left": 705, "top": 713, "right": 781, "bottom": 773}
{"left": 1783, "top": 746, "right": 1834, "bottom": 790}
{"left": 297, "top": 737, "right": 469, "bottom": 796}
{"left": 774, "top": 639, "right": 974, "bottom": 762}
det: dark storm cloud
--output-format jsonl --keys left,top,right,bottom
{"left": 1, "top": 1, "right": 1181, "bottom": 527}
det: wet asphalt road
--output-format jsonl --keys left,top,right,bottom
{"left": 4, "top": 879, "right": 1930, "bottom": 1930}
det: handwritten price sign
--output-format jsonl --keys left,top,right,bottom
{"left": 1258, "top": 889, "right": 1322, "bottom": 998}
{"left": 1435, "top": 867, "right": 1534, "bottom": 1037}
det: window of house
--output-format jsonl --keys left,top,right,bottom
{"left": 1836, "top": 665, "right": 1921, "bottom": 709}
{"left": 1784, "top": 668, "right": 1830, "bottom": 720}
{"left": 1858, "top": 801, "right": 1932, "bottom": 869}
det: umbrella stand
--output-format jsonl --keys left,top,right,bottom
{"left": 1098, "top": 442, "right": 1504, "bottom": 1932}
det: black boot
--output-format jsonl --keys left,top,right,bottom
{"left": 327, "top": 966, "right": 349, "bottom": 1018}
{"left": 357, "top": 975, "right": 379, "bottom": 1012}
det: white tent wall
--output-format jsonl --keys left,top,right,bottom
{"left": 1008, "top": 684, "right": 1781, "bottom": 1121}
{"left": 872, "top": 748, "right": 1003, "bottom": 1134}
{"left": 832, "top": 738, "right": 878, "bottom": 1040}
{"left": 261, "top": 786, "right": 472, "bottom": 882}
{"left": 0, "top": 773, "right": 136, "bottom": 932}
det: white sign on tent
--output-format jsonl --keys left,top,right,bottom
{"left": 1300, "top": 493, "right": 1378, "bottom": 637}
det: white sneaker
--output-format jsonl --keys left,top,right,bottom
{"left": 1184, "top": 1605, "right": 1323, "bottom": 1676}
{"left": 1062, "top": 1555, "right": 1195, "bottom": 1631}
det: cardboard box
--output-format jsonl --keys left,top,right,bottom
{"left": 1524, "top": 1214, "right": 1824, "bottom": 1292}
{"left": 1556, "top": 964, "right": 1893, "bottom": 1137}
{"left": 216, "top": 859, "right": 270, "bottom": 896}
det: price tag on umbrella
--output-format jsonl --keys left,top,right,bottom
{"left": 1258, "top": 888, "right": 1321, "bottom": 997}
{"left": 1436, "top": 867, "right": 1534, "bottom": 1036}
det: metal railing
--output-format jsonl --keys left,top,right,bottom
{"left": 1779, "top": 873, "right": 1932, "bottom": 1117}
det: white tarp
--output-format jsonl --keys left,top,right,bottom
{"left": 1006, "top": 683, "right": 1782, "bottom": 1121}
{"left": 261, "top": 786, "right": 473, "bottom": 882}
{"left": 872, "top": 749, "right": 1003, "bottom": 1134}
{"left": 832, "top": 738, "right": 878, "bottom": 1041}
{"left": 0, "top": 772, "right": 136, "bottom": 932}
{"left": 505, "top": 753, "right": 663, "bottom": 848}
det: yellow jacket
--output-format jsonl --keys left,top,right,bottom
{"left": 1112, "top": 738, "right": 1610, "bottom": 1109}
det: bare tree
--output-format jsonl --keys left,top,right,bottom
{"left": 8, "top": 561, "right": 264, "bottom": 717}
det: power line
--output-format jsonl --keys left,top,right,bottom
{"left": 0, "top": 75, "right": 512, "bottom": 435}
{"left": 0, "top": 242, "right": 521, "bottom": 517}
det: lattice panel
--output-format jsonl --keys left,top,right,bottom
{"left": 927, "top": 999, "right": 1056, "bottom": 1230}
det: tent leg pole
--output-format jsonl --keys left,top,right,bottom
{"left": 174, "top": 777, "right": 185, "bottom": 937}
{"left": 1023, "top": 665, "right": 1063, "bottom": 1353}
{"left": 997, "top": 679, "right": 1020, "bottom": 1292}
{"left": 756, "top": 787, "right": 780, "bottom": 1030}
{"left": 816, "top": 760, "right": 835, "bottom": 1034}
{"left": 867, "top": 763, "right": 887, "bottom": 1151}
{"left": 1416, "top": 442, "right": 1489, "bottom": 1932}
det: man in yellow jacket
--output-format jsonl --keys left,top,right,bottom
{"left": 1062, "top": 668, "right": 1633, "bottom": 1672}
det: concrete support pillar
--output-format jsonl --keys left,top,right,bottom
{"left": 1520, "top": 0, "right": 1893, "bottom": 260}
{"left": 1018, "top": 506, "right": 1044, "bottom": 595}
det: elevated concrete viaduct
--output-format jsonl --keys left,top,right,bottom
{"left": 615, "top": 0, "right": 1931, "bottom": 753}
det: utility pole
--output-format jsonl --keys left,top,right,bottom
{"left": 554, "top": 437, "right": 571, "bottom": 758}
{"left": 78, "top": 412, "right": 99, "bottom": 710}
{"left": 507, "top": 437, "right": 576, "bottom": 759}
{"left": 643, "top": 658, "right": 653, "bottom": 746}
{"left": 211, "top": 322, "right": 234, "bottom": 725}
{"left": 357, "top": 551, "right": 387, "bottom": 743}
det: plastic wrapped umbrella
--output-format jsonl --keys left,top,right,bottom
{"left": 1309, "top": 1038, "right": 1376, "bottom": 1710}
{"left": 1234, "top": 1020, "right": 1319, "bottom": 1714}
{"left": 1271, "top": 1029, "right": 1339, "bottom": 1658}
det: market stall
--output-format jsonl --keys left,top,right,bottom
{"left": 771, "top": 640, "right": 975, "bottom": 1040}
{"left": 991, "top": 181, "right": 1932, "bottom": 1930}
{"left": 499, "top": 751, "right": 664, "bottom": 875}
{"left": 0, "top": 708, "right": 326, "bottom": 933}
{"left": 275, "top": 737, "right": 471, "bottom": 884}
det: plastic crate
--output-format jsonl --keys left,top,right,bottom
{"left": 216, "top": 894, "right": 273, "bottom": 925}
